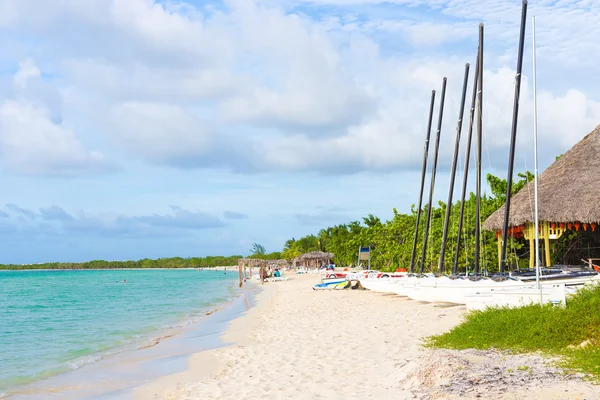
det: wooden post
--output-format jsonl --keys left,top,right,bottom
{"left": 260, "top": 265, "right": 265, "bottom": 284}
{"left": 497, "top": 233, "right": 502, "bottom": 270}
{"left": 238, "top": 263, "right": 243, "bottom": 287}
{"left": 543, "top": 221, "right": 551, "bottom": 267}
{"left": 528, "top": 223, "right": 534, "bottom": 269}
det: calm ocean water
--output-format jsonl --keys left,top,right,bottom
{"left": 0, "top": 269, "right": 238, "bottom": 395}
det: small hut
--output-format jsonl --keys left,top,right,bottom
{"left": 483, "top": 124, "right": 600, "bottom": 267}
{"left": 237, "top": 258, "right": 268, "bottom": 284}
{"left": 297, "top": 251, "right": 334, "bottom": 270}
{"left": 267, "top": 259, "right": 289, "bottom": 269}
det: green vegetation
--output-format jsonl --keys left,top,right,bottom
{"left": 282, "top": 170, "right": 598, "bottom": 272}
{"left": 426, "top": 284, "right": 600, "bottom": 379}
{"left": 0, "top": 256, "right": 243, "bottom": 270}
{"left": 0, "top": 244, "right": 285, "bottom": 270}
{"left": 6, "top": 168, "right": 596, "bottom": 271}
{"left": 281, "top": 172, "right": 535, "bottom": 273}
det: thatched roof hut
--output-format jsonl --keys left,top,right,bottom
{"left": 237, "top": 258, "right": 267, "bottom": 268}
{"left": 297, "top": 251, "right": 334, "bottom": 269}
{"left": 267, "top": 259, "right": 288, "bottom": 267}
{"left": 299, "top": 251, "right": 334, "bottom": 261}
{"left": 484, "top": 125, "right": 600, "bottom": 231}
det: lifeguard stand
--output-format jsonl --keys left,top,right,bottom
{"left": 358, "top": 246, "right": 371, "bottom": 270}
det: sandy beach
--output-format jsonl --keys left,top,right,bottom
{"left": 136, "top": 273, "right": 599, "bottom": 400}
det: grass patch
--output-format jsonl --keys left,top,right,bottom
{"left": 426, "top": 284, "right": 600, "bottom": 379}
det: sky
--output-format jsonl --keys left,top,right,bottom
{"left": 1, "top": 0, "right": 600, "bottom": 264}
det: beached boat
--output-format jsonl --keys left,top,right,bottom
{"left": 465, "top": 283, "right": 566, "bottom": 311}
{"left": 312, "top": 278, "right": 349, "bottom": 290}
{"left": 355, "top": 270, "right": 412, "bottom": 293}
{"left": 403, "top": 272, "right": 599, "bottom": 304}
{"left": 359, "top": 276, "right": 399, "bottom": 293}
{"left": 461, "top": 9, "right": 600, "bottom": 309}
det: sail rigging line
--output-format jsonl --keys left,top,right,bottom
{"left": 532, "top": 15, "right": 542, "bottom": 296}
{"left": 419, "top": 77, "right": 448, "bottom": 274}
{"left": 409, "top": 90, "right": 437, "bottom": 274}
{"left": 453, "top": 46, "right": 480, "bottom": 277}
{"left": 474, "top": 23, "right": 484, "bottom": 278}
{"left": 439, "top": 63, "right": 470, "bottom": 275}
{"left": 499, "top": 0, "right": 529, "bottom": 276}
{"left": 523, "top": 155, "right": 534, "bottom": 223}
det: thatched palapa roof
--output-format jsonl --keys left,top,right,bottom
{"left": 268, "top": 259, "right": 289, "bottom": 266}
{"left": 237, "top": 258, "right": 267, "bottom": 267}
{"left": 298, "top": 251, "right": 334, "bottom": 261}
{"left": 484, "top": 125, "right": 600, "bottom": 231}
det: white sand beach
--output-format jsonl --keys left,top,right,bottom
{"left": 136, "top": 274, "right": 599, "bottom": 400}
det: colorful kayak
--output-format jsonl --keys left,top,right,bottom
{"left": 312, "top": 278, "right": 349, "bottom": 290}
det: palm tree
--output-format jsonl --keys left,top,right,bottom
{"left": 250, "top": 243, "right": 266, "bottom": 257}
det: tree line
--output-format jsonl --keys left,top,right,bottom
{"left": 277, "top": 171, "right": 591, "bottom": 273}
{"left": 5, "top": 169, "right": 594, "bottom": 271}
{"left": 0, "top": 255, "right": 243, "bottom": 270}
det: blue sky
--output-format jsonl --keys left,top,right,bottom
{"left": 1, "top": 0, "right": 600, "bottom": 263}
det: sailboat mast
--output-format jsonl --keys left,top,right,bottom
{"left": 500, "top": 0, "right": 528, "bottom": 274}
{"left": 474, "top": 24, "right": 484, "bottom": 276}
{"left": 439, "top": 64, "right": 470, "bottom": 274}
{"left": 420, "top": 77, "right": 447, "bottom": 274}
{"left": 453, "top": 51, "right": 480, "bottom": 276}
{"left": 532, "top": 15, "right": 541, "bottom": 291}
{"left": 410, "top": 90, "right": 437, "bottom": 273}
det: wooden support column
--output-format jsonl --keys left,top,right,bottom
{"left": 497, "top": 233, "right": 502, "bottom": 270}
{"left": 528, "top": 223, "right": 535, "bottom": 269}
{"left": 238, "top": 263, "right": 243, "bottom": 287}
{"left": 543, "top": 221, "right": 551, "bottom": 267}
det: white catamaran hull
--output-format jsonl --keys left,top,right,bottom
{"left": 360, "top": 274, "right": 432, "bottom": 295}
{"left": 466, "top": 275, "right": 600, "bottom": 310}
{"left": 359, "top": 277, "right": 401, "bottom": 293}
{"left": 465, "top": 283, "right": 566, "bottom": 311}
{"left": 404, "top": 275, "right": 599, "bottom": 304}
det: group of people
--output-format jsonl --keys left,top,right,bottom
{"left": 260, "top": 266, "right": 282, "bottom": 281}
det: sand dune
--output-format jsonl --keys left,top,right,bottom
{"left": 136, "top": 274, "right": 599, "bottom": 400}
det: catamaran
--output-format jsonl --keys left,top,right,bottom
{"left": 360, "top": 1, "right": 599, "bottom": 305}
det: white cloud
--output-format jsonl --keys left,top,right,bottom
{"left": 12, "top": 59, "right": 40, "bottom": 88}
{"left": 0, "top": 100, "right": 110, "bottom": 175}
{"left": 107, "top": 101, "right": 214, "bottom": 163}
{"left": 0, "top": 0, "right": 599, "bottom": 176}
{"left": 0, "top": 60, "right": 113, "bottom": 176}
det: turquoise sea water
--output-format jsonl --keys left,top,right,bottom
{"left": 0, "top": 269, "right": 238, "bottom": 395}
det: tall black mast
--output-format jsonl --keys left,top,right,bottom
{"left": 500, "top": 0, "right": 528, "bottom": 274}
{"left": 420, "top": 77, "right": 447, "bottom": 274}
{"left": 474, "top": 24, "right": 484, "bottom": 276}
{"left": 409, "top": 90, "right": 436, "bottom": 273}
{"left": 438, "top": 64, "right": 470, "bottom": 275}
{"left": 453, "top": 51, "right": 480, "bottom": 276}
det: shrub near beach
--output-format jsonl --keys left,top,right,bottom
{"left": 426, "top": 284, "right": 600, "bottom": 380}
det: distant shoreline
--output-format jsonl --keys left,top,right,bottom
{"left": 0, "top": 266, "right": 239, "bottom": 271}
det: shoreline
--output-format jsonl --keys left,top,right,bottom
{"left": 0, "top": 267, "right": 240, "bottom": 272}
{"left": 135, "top": 274, "right": 600, "bottom": 400}
{"left": 4, "top": 277, "right": 256, "bottom": 400}
{"left": 135, "top": 281, "right": 277, "bottom": 399}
